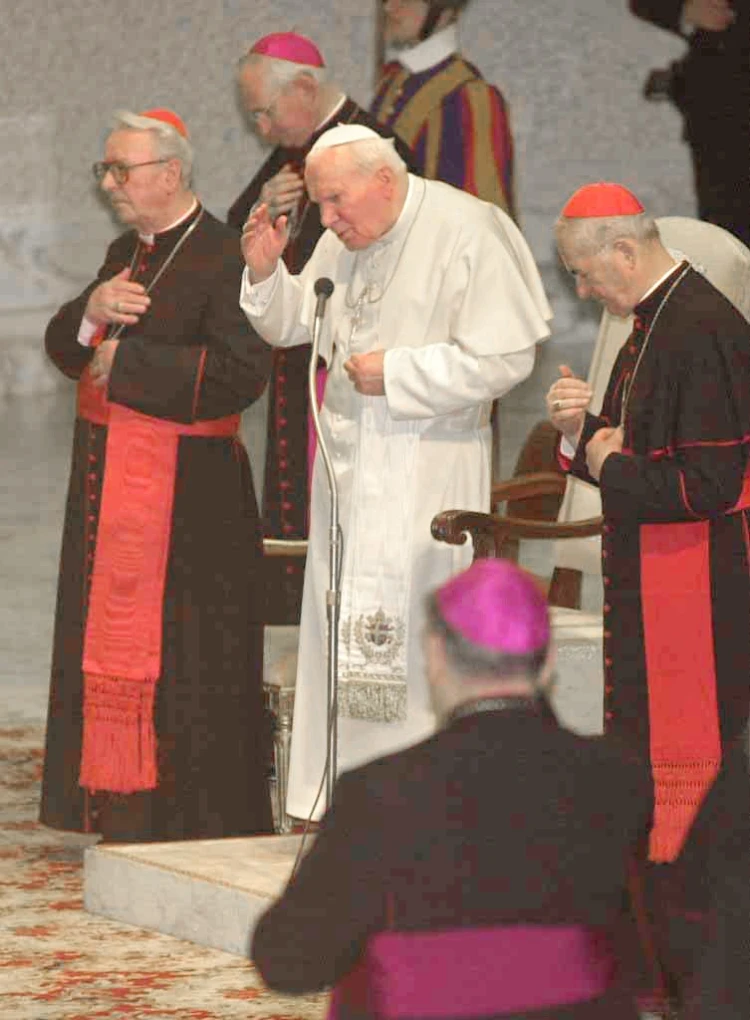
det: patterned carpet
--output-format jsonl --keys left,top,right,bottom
{"left": 0, "top": 724, "right": 328, "bottom": 1020}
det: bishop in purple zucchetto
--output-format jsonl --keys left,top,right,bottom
{"left": 436, "top": 559, "right": 550, "bottom": 655}
{"left": 248, "top": 31, "right": 325, "bottom": 68}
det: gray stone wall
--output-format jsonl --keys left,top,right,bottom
{"left": 0, "top": 0, "right": 692, "bottom": 396}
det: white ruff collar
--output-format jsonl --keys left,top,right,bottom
{"left": 391, "top": 24, "right": 458, "bottom": 75}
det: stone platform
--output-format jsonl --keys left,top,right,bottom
{"left": 84, "top": 608, "right": 604, "bottom": 956}
{"left": 84, "top": 834, "right": 305, "bottom": 956}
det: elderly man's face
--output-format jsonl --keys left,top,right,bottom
{"left": 383, "top": 0, "right": 431, "bottom": 46}
{"left": 238, "top": 62, "right": 313, "bottom": 148}
{"left": 98, "top": 129, "right": 172, "bottom": 232}
{"left": 559, "top": 244, "right": 636, "bottom": 319}
{"left": 306, "top": 150, "right": 399, "bottom": 250}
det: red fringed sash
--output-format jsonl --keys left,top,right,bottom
{"left": 77, "top": 369, "right": 239, "bottom": 794}
{"left": 640, "top": 467, "right": 750, "bottom": 862}
{"left": 640, "top": 521, "right": 721, "bottom": 862}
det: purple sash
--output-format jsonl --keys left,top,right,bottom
{"left": 328, "top": 925, "right": 615, "bottom": 1019}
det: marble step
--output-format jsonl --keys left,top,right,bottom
{"left": 83, "top": 833, "right": 305, "bottom": 956}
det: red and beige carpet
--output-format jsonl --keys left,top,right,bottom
{"left": 0, "top": 724, "right": 327, "bottom": 1020}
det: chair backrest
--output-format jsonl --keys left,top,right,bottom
{"left": 554, "top": 216, "right": 750, "bottom": 581}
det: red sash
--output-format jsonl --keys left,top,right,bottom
{"left": 77, "top": 369, "right": 239, "bottom": 794}
{"left": 641, "top": 464, "right": 750, "bottom": 862}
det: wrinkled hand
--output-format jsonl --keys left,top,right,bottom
{"left": 684, "top": 0, "right": 735, "bottom": 31}
{"left": 241, "top": 202, "right": 289, "bottom": 282}
{"left": 260, "top": 164, "right": 305, "bottom": 222}
{"left": 85, "top": 267, "right": 149, "bottom": 327}
{"left": 546, "top": 364, "right": 592, "bottom": 445}
{"left": 585, "top": 426, "right": 623, "bottom": 481}
{"left": 344, "top": 351, "right": 385, "bottom": 395}
{"left": 89, "top": 339, "right": 120, "bottom": 389}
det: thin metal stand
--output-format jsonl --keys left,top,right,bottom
{"left": 308, "top": 285, "right": 341, "bottom": 810}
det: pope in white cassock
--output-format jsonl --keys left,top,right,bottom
{"left": 240, "top": 123, "right": 552, "bottom": 820}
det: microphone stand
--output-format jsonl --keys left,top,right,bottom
{"left": 308, "top": 280, "right": 341, "bottom": 810}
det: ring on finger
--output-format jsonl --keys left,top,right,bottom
{"left": 553, "top": 399, "right": 562, "bottom": 412}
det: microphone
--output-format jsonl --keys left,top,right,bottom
{"left": 307, "top": 274, "right": 340, "bottom": 812}
{"left": 314, "top": 277, "right": 334, "bottom": 322}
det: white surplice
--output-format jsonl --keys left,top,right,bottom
{"left": 241, "top": 176, "right": 552, "bottom": 819}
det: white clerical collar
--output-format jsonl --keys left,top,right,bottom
{"left": 139, "top": 197, "right": 199, "bottom": 245}
{"left": 371, "top": 175, "right": 419, "bottom": 249}
{"left": 638, "top": 259, "right": 681, "bottom": 303}
{"left": 393, "top": 24, "right": 458, "bottom": 75}
{"left": 314, "top": 93, "right": 347, "bottom": 135}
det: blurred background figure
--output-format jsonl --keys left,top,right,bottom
{"left": 372, "top": 0, "right": 515, "bottom": 216}
{"left": 631, "top": 0, "right": 750, "bottom": 245}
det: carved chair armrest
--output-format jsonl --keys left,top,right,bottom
{"left": 431, "top": 509, "right": 603, "bottom": 560}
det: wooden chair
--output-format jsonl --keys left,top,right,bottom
{"left": 432, "top": 473, "right": 602, "bottom": 609}
{"left": 433, "top": 217, "right": 750, "bottom": 608}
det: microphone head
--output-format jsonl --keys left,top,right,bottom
{"left": 314, "top": 277, "right": 334, "bottom": 298}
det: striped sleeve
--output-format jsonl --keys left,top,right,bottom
{"left": 424, "top": 80, "right": 515, "bottom": 217}
{"left": 457, "top": 80, "right": 515, "bottom": 215}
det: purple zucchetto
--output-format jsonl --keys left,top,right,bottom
{"left": 436, "top": 559, "right": 550, "bottom": 655}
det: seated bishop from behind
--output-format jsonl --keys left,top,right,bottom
{"left": 251, "top": 558, "right": 652, "bottom": 1020}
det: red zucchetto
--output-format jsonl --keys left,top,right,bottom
{"left": 249, "top": 31, "right": 325, "bottom": 68}
{"left": 139, "top": 108, "right": 189, "bottom": 139}
{"left": 561, "top": 182, "right": 645, "bottom": 218}
{"left": 436, "top": 559, "right": 550, "bottom": 655}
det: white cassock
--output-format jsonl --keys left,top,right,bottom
{"left": 241, "top": 175, "right": 552, "bottom": 819}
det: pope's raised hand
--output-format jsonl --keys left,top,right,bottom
{"left": 546, "top": 364, "right": 592, "bottom": 446}
{"left": 241, "top": 203, "right": 289, "bottom": 282}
